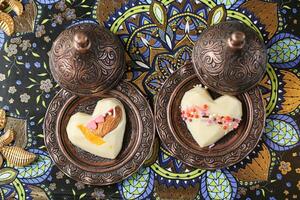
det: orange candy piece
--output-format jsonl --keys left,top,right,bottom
{"left": 78, "top": 124, "right": 105, "bottom": 145}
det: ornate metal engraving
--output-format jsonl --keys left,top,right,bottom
{"left": 155, "top": 63, "right": 265, "bottom": 169}
{"left": 49, "top": 23, "right": 125, "bottom": 96}
{"left": 192, "top": 21, "right": 267, "bottom": 95}
{"left": 44, "top": 81, "right": 155, "bottom": 185}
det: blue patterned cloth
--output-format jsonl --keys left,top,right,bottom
{"left": 0, "top": 0, "right": 299, "bottom": 199}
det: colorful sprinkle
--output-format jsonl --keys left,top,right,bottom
{"left": 94, "top": 115, "right": 104, "bottom": 123}
{"left": 87, "top": 120, "right": 97, "bottom": 130}
{"left": 181, "top": 104, "right": 241, "bottom": 132}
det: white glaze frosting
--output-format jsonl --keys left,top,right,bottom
{"left": 66, "top": 98, "right": 126, "bottom": 159}
{"left": 180, "top": 85, "right": 242, "bottom": 148}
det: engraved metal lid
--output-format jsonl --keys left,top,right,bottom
{"left": 49, "top": 23, "right": 125, "bottom": 96}
{"left": 192, "top": 21, "right": 267, "bottom": 95}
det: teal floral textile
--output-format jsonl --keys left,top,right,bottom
{"left": 0, "top": 0, "right": 300, "bottom": 199}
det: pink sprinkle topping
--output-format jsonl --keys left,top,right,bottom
{"left": 94, "top": 115, "right": 105, "bottom": 123}
{"left": 87, "top": 120, "right": 97, "bottom": 130}
{"left": 207, "top": 119, "right": 213, "bottom": 125}
{"left": 85, "top": 107, "right": 118, "bottom": 130}
{"left": 181, "top": 104, "right": 241, "bottom": 131}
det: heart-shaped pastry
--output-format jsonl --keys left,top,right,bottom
{"left": 66, "top": 98, "right": 126, "bottom": 159}
{"left": 180, "top": 85, "right": 242, "bottom": 148}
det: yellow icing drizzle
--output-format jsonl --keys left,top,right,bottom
{"left": 77, "top": 125, "right": 105, "bottom": 145}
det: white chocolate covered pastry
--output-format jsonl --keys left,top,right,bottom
{"left": 66, "top": 98, "right": 126, "bottom": 159}
{"left": 180, "top": 85, "right": 242, "bottom": 148}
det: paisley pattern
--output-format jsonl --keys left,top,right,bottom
{"left": 15, "top": 149, "right": 52, "bottom": 184}
{"left": 0, "top": 31, "right": 5, "bottom": 50}
{"left": 0, "top": 168, "right": 18, "bottom": 185}
{"left": 264, "top": 115, "right": 300, "bottom": 151}
{"left": 215, "top": 0, "right": 245, "bottom": 9}
{"left": 151, "top": 148, "right": 204, "bottom": 187}
{"left": 267, "top": 33, "right": 300, "bottom": 68}
{"left": 0, "top": 0, "right": 298, "bottom": 199}
{"left": 231, "top": 143, "right": 271, "bottom": 182}
{"left": 118, "top": 167, "right": 154, "bottom": 200}
{"left": 278, "top": 70, "right": 300, "bottom": 114}
{"left": 35, "top": 0, "right": 60, "bottom": 4}
{"left": 201, "top": 169, "right": 237, "bottom": 200}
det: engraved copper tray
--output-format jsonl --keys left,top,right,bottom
{"left": 155, "top": 63, "right": 265, "bottom": 170}
{"left": 44, "top": 81, "right": 155, "bottom": 185}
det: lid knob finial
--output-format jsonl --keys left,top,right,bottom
{"left": 73, "top": 32, "right": 91, "bottom": 53}
{"left": 228, "top": 31, "right": 245, "bottom": 49}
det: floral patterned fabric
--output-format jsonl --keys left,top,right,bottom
{"left": 0, "top": 0, "right": 300, "bottom": 199}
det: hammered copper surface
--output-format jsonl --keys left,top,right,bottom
{"left": 43, "top": 81, "right": 155, "bottom": 185}
{"left": 155, "top": 63, "right": 265, "bottom": 169}
{"left": 192, "top": 21, "right": 267, "bottom": 95}
{"left": 49, "top": 23, "right": 125, "bottom": 96}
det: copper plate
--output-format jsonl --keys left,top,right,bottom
{"left": 44, "top": 81, "right": 155, "bottom": 185}
{"left": 155, "top": 63, "right": 265, "bottom": 169}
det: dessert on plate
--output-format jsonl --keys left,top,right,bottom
{"left": 180, "top": 85, "right": 242, "bottom": 148}
{"left": 66, "top": 98, "right": 126, "bottom": 159}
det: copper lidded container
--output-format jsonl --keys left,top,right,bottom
{"left": 155, "top": 21, "right": 267, "bottom": 169}
{"left": 44, "top": 23, "right": 155, "bottom": 185}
